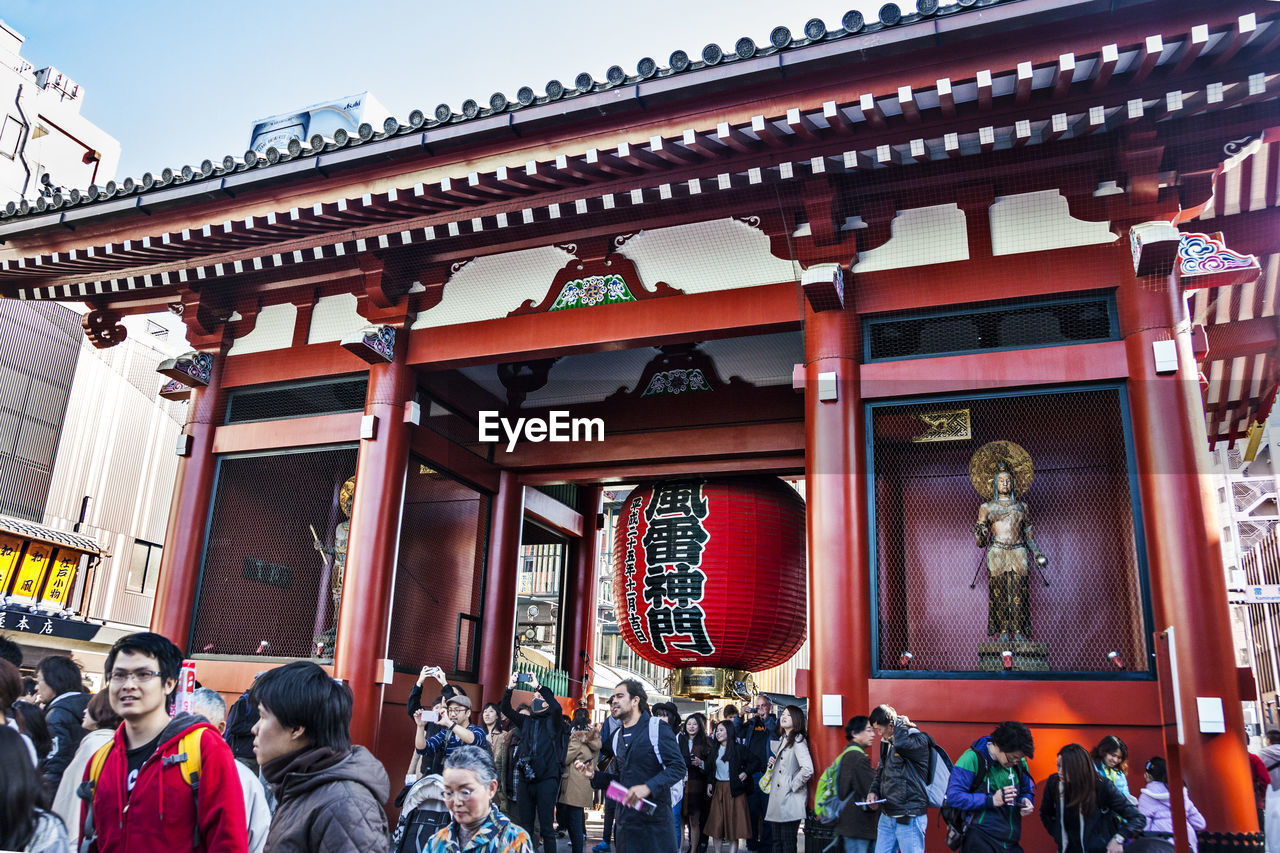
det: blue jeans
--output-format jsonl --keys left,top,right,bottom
{"left": 873, "top": 813, "right": 927, "bottom": 853}
{"left": 843, "top": 839, "right": 873, "bottom": 853}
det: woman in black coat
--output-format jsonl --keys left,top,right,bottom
{"left": 1040, "top": 743, "right": 1145, "bottom": 853}
{"left": 704, "top": 718, "right": 761, "bottom": 853}
{"left": 679, "top": 712, "right": 713, "bottom": 853}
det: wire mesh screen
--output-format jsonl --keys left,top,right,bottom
{"left": 865, "top": 295, "right": 1116, "bottom": 361}
{"left": 225, "top": 376, "right": 367, "bottom": 424}
{"left": 191, "top": 445, "right": 359, "bottom": 658}
{"left": 387, "top": 456, "right": 490, "bottom": 676}
{"left": 871, "top": 387, "right": 1148, "bottom": 675}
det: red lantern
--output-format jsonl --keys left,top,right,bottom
{"left": 611, "top": 477, "right": 807, "bottom": 689}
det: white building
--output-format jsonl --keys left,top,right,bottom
{"left": 0, "top": 19, "right": 120, "bottom": 204}
{"left": 1208, "top": 422, "right": 1280, "bottom": 740}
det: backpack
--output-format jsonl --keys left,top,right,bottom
{"left": 611, "top": 716, "right": 685, "bottom": 806}
{"left": 894, "top": 731, "right": 952, "bottom": 809}
{"left": 78, "top": 729, "right": 204, "bottom": 853}
{"left": 813, "top": 744, "right": 864, "bottom": 825}
{"left": 391, "top": 774, "right": 450, "bottom": 853}
{"left": 940, "top": 745, "right": 991, "bottom": 847}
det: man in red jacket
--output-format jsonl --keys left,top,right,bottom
{"left": 80, "top": 632, "right": 248, "bottom": 853}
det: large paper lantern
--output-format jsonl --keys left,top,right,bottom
{"left": 611, "top": 476, "right": 806, "bottom": 698}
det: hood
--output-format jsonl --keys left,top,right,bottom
{"left": 113, "top": 712, "right": 214, "bottom": 753}
{"left": 276, "top": 745, "right": 390, "bottom": 804}
{"left": 1140, "top": 782, "right": 1171, "bottom": 801}
{"left": 50, "top": 691, "right": 90, "bottom": 714}
{"left": 970, "top": 735, "right": 993, "bottom": 754}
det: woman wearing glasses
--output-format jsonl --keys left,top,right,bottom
{"left": 425, "top": 745, "right": 533, "bottom": 852}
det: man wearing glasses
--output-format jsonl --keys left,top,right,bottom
{"left": 79, "top": 631, "right": 248, "bottom": 853}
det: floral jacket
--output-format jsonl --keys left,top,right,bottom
{"left": 423, "top": 806, "right": 532, "bottom": 853}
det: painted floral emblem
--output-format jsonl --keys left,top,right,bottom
{"left": 550, "top": 274, "right": 636, "bottom": 311}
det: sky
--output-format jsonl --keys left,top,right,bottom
{"left": 3, "top": 0, "right": 889, "bottom": 182}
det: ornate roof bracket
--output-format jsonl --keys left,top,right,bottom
{"left": 508, "top": 235, "right": 680, "bottom": 316}
{"left": 353, "top": 254, "right": 416, "bottom": 327}
{"left": 81, "top": 307, "right": 127, "bottom": 349}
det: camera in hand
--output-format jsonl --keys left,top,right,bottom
{"left": 516, "top": 757, "right": 537, "bottom": 782}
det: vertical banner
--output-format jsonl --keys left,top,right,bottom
{"left": 10, "top": 541, "right": 54, "bottom": 606}
{"left": 39, "top": 549, "right": 82, "bottom": 612}
{"left": 0, "top": 534, "right": 23, "bottom": 595}
{"left": 176, "top": 660, "right": 197, "bottom": 715}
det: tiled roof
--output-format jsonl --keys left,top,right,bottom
{"left": 0, "top": 0, "right": 1008, "bottom": 222}
{"left": 0, "top": 515, "right": 104, "bottom": 554}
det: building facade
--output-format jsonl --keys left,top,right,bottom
{"left": 0, "top": 2, "right": 1274, "bottom": 847}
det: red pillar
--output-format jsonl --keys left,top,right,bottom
{"left": 152, "top": 344, "right": 226, "bottom": 651}
{"left": 478, "top": 472, "right": 525, "bottom": 706}
{"left": 563, "top": 486, "right": 602, "bottom": 704}
{"left": 804, "top": 303, "right": 869, "bottom": 769}
{"left": 333, "top": 346, "right": 412, "bottom": 750}
{"left": 1118, "top": 265, "right": 1255, "bottom": 831}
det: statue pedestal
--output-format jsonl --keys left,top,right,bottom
{"left": 978, "top": 640, "right": 1049, "bottom": 671}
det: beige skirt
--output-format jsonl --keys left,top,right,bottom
{"left": 704, "top": 781, "right": 752, "bottom": 841}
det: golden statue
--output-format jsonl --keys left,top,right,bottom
{"left": 970, "top": 442, "right": 1047, "bottom": 642}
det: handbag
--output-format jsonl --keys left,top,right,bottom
{"left": 758, "top": 763, "right": 774, "bottom": 794}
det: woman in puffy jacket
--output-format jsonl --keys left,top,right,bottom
{"left": 1040, "top": 743, "right": 1144, "bottom": 853}
{"left": 764, "top": 705, "right": 814, "bottom": 853}
{"left": 1136, "top": 757, "right": 1205, "bottom": 851}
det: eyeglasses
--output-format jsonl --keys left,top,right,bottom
{"left": 109, "top": 669, "right": 163, "bottom": 685}
{"left": 443, "top": 788, "right": 481, "bottom": 802}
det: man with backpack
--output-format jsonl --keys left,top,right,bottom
{"left": 944, "top": 721, "right": 1035, "bottom": 852}
{"left": 574, "top": 679, "right": 686, "bottom": 853}
{"left": 866, "top": 704, "right": 933, "bottom": 853}
{"left": 78, "top": 632, "right": 248, "bottom": 853}
{"left": 815, "top": 715, "right": 877, "bottom": 852}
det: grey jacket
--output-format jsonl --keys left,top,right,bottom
{"left": 264, "top": 746, "right": 390, "bottom": 853}
{"left": 870, "top": 722, "right": 932, "bottom": 818}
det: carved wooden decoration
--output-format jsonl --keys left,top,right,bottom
{"left": 508, "top": 240, "right": 680, "bottom": 317}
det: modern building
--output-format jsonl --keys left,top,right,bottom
{"left": 0, "top": 3, "right": 1274, "bottom": 848}
{"left": 0, "top": 19, "right": 120, "bottom": 206}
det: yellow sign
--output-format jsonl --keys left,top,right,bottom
{"left": 40, "top": 549, "right": 82, "bottom": 610}
{"left": 0, "top": 534, "right": 23, "bottom": 594}
{"left": 11, "top": 541, "right": 53, "bottom": 605}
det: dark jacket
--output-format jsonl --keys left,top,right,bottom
{"left": 736, "top": 712, "right": 779, "bottom": 767}
{"left": 678, "top": 732, "right": 712, "bottom": 787}
{"left": 1039, "top": 774, "right": 1145, "bottom": 853}
{"left": 501, "top": 686, "right": 565, "bottom": 783}
{"left": 592, "top": 713, "right": 688, "bottom": 853}
{"left": 43, "top": 691, "right": 89, "bottom": 789}
{"left": 834, "top": 744, "right": 877, "bottom": 840}
{"left": 709, "top": 741, "right": 762, "bottom": 798}
{"left": 263, "top": 745, "right": 390, "bottom": 853}
{"left": 870, "top": 721, "right": 932, "bottom": 818}
{"left": 223, "top": 690, "right": 259, "bottom": 772}
{"left": 946, "top": 736, "right": 1035, "bottom": 850}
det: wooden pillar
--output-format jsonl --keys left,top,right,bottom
{"left": 1118, "top": 264, "right": 1256, "bottom": 832}
{"left": 803, "top": 303, "right": 868, "bottom": 770}
{"left": 151, "top": 343, "right": 227, "bottom": 652}
{"left": 478, "top": 472, "right": 525, "bottom": 706}
{"left": 563, "top": 486, "right": 602, "bottom": 703}
{"left": 333, "top": 345, "right": 413, "bottom": 750}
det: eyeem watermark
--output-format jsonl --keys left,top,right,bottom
{"left": 478, "top": 410, "right": 604, "bottom": 452}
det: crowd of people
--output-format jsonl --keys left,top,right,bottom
{"left": 0, "top": 630, "right": 1270, "bottom": 853}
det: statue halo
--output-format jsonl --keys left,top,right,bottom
{"left": 969, "top": 440, "right": 1035, "bottom": 500}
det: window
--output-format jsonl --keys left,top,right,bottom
{"left": 0, "top": 115, "right": 23, "bottom": 159}
{"left": 127, "top": 540, "right": 162, "bottom": 593}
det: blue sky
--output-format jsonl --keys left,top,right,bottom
{"left": 4, "top": 0, "right": 887, "bottom": 181}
